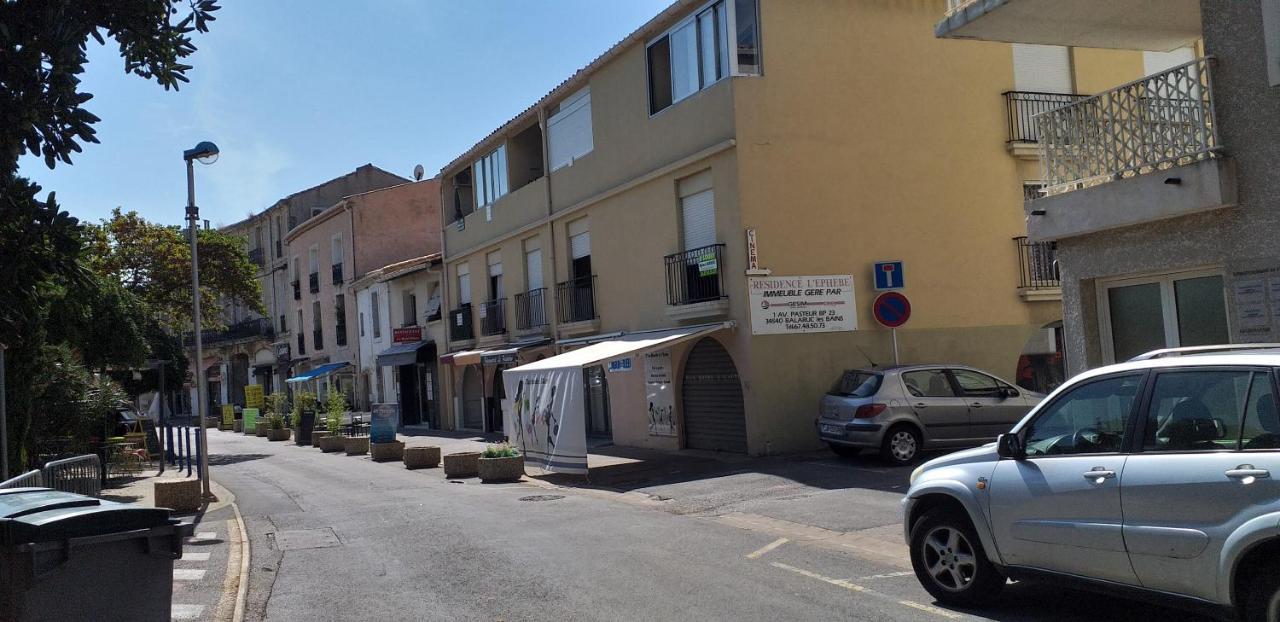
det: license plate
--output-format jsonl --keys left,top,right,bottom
{"left": 821, "top": 424, "right": 843, "bottom": 435}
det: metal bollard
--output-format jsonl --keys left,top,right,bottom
{"left": 195, "top": 428, "right": 202, "bottom": 479}
{"left": 185, "top": 427, "right": 193, "bottom": 477}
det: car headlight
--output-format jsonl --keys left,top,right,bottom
{"left": 909, "top": 465, "right": 925, "bottom": 485}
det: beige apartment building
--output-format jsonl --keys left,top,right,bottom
{"left": 434, "top": 0, "right": 1146, "bottom": 457}
{"left": 283, "top": 178, "right": 442, "bottom": 402}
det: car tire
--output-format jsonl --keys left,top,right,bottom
{"left": 909, "top": 508, "right": 1005, "bottom": 607}
{"left": 880, "top": 424, "right": 922, "bottom": 465}
{"left": 828, "top": 443, "right": 862, "bottom": 458}
{"left": 1243, "top": 561, "right": 1280, "bottom": 622}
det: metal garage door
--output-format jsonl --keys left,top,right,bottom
{"left": 682, "top": 338, "right": 747, "bottom": 452}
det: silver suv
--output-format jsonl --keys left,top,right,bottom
{"left": 817, "top": 365, "right": 1043, "bottom": 465}
{"left": 902, "top": 345, "right": 1280, "bottom": 621}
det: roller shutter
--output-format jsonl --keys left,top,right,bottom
{"left": 682, "top": 338, "right": 747, "bottom": 452}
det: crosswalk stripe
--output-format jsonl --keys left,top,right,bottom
{"left": 173, "top": 569, "right": 207, "bottom": 581}
{"left": 171, "top": 604, "right": 204, "bottom": 620}
{"left": 178, "top": 552, "right": 211, "bottom": 562}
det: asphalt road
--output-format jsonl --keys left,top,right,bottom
{"left": 206, "top": 431, "right": 1216, "bottom": 622}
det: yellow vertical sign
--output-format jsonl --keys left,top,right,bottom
{"left": 221, "top": 403, "right": 234, "bottom": 425}
{"left": 244, "top": 385, "right": 264, "bottom": 409}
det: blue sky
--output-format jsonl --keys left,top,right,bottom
{"left": 19, "top": 1, "right": 670, "bottom": 229}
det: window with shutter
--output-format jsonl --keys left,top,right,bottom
{"left": 526, "top": 248, "right": 543, "bottom": 291}
{"left": 548, "top": 88, "right": 594, "bottom": 171}
{"left": 1012, "top": 44, "right": 1073, "bottom": 94}
{"left": 457, "top": 264, "right": 472, "bottom": 306}
{"left": 681, "top": 189, "right": 716, "bottom": 251}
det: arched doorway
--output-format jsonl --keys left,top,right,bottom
{"left": 462, "top": 365, "right": 484, "bottom": 430}
{"left": 682, "top": 338, "right": 746, "bottom": 452}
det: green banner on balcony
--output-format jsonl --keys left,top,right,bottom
{"left": 698, "top": 253, "right": 718, "bottom": 277}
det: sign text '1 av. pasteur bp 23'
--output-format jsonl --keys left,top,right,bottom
{"left": 748, "top": 275, "right": 856, "bottom": 335}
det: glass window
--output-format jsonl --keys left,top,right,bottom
{"left": 1143, "top": 371, "right": 1247, "bottom": 452}
{"left": 1175, "top": 275, "right": 1229, "bottom": 347}
{"left": 828, "top": 371, "right": 882, "bottom": 398}
{"left": 902, "top": 370, "right": 956, "bottom": 398}
{"left": 734, "top": 0, "right": 761, "bottom": 74}
{"left": 1242, "top": 372, "right": 1280, "bottom": 450}
{"left": 951, "top": 370, "right": 1003, "bottom": 397}
{"left": 1024, "top": 374, "right": 1141, "bottom": 456}
{"left": 647, "top": 36, "right": 673, "bottom": 113}
{"left": 1108, "top": 282, "right": 1166, "bottom": 362}
{"left": 371, "top": 291, "right": 381, "bottom": 339}
{"left": 671, "top": 22, "right": 699, "bottom": 102}
{"left": 698, "top": 7, "right": 723, "bottom": 87}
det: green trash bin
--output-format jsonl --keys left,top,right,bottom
{"left": 0, "top": 487, "right": 193, "bottom": 622}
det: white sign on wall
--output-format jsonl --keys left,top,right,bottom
{"left": 748, "top": 275, "right": 857, "bottom": 335}
{"left": 644, "top": 352, "right": 671, "bottom": 384}
{"left": 645, "top": 351, "right": 675, "bottom": 437}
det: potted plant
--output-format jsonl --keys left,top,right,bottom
{"left": 264, "top": 391, "right": 288, "bottom": 439}
{"left": 267, "top": 413, "right": 291, "bottom": 442}
{"left": 291, "top": 390, "right": 317, "bottom": 446}
{"left": 341, "top": 394, "right": 369, "bottom": 457}
{"left": 320, "top": 390, "right": 347, "bottom": 453}
{"left": 477, "top": 443, "right": 524, "bottom": 482}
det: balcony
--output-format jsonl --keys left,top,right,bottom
{"left": 335, "top": 322, "right": 347, "bottom": 347}
{"left": 312, "top": 329, "right": 324, "bottom": 351}
{"left": 248, "top": 247, "right": 265, "bottom": 267}
{"left": 1003, "top": 91, "right": 1088, "bottom": 158}
{"left": 449, "top": 305, "right": 474, "bottom": 342}
{"left": 297, "top": 332, "right": 306, "bottom": 356}
{"left": 937, "top": 0, "right": 1202, "bottom": 52}
{"left": 331, "top": 263, "right": 344, "bottom": 285}
{"left": 291, "top": 280, "right": 301, "bottom": 300}
{"left": 309, "top": 272, "right": 320, "bottom": 293}
{"left": 514, "top": 288, "right": 548, "bottom": 332}
{"left": 664, "top": 244, "right": 730, "bottom": 320}
{"left": 480, "top": 299, "right": 507, "bottom": 337}
{"left": 1028, "top": 58, "right": 1237, "bottom": 241}
{"left": 1013, "top": 236, "right": 1061, "bottom": 301}
{"left": 556, "top": 276, "right": 597, "bottom": 324}
{"left": 185, "top": 318, "right": 274, "bottom": 346}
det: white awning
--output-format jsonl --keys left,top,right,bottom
{"left": 512, "top": 322, "right": 733, "bottom": 373}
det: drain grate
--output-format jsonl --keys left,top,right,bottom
{"left": 519, "top": 494, "right": 565, "bottom": 502}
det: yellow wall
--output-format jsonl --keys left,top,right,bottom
{"left": 1070, "top": 47, "right": 1146, "bottom": 94}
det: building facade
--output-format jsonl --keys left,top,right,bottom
{"left": 935, "top": 0, "right": 1269, "bottom": 373}
{"left": 431, "top": 0, "right": 1151, "bottom": 456}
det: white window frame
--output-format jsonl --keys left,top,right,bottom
{"left": 308, "top": 245, "right": 318, "bottom": 273}
{"left": 547, "top": 87, "right": 594, "bottom": 172}
{"left": 1096, "top": 266, "right": 1229, "bottom": 364}
{"left": 473, "top": 145, "right": 508, "bottom": 221}
{"left": 646, "top": 0, "right": 753, "bottom": 117}
{"left": 371, "top": 290, "right": 382, "bottom": 339}
{"left": 331, "top": 233, "right": 343, "bottom": 266}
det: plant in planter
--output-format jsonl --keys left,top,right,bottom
{"left": 320, "top": 389, "right": 348, "bottom": 453}
{"left": 291, "top": 390, "right": 317, "bottom": 446}
{"left": 267, "top": 413, "right": 291, "bottom": 441}
{"left": 477, "top": 444, "right": 524, "bottom": 482}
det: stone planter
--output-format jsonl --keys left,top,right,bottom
{"left": 218, "top": 422, "right": 233, "bottom": 431}
{"left": 154, "top": 479, "right": 202, "bottom": 512}
{"left": 320, "top": 435, "right": 346, "bottom": 453}
{"left": 443, "top": 452, "right": 481, "bottom": 478}
{"left": 256, "top": 422, "right": 270, "bottom": 437}
{"left": 233, "top": 420, "right": 243, "bottom": 433}
{"left": 403, "top": 446, "right": 441, "bottom": 469}
{"left": 478, "top": 455, "right": 525, "bottom": 483}
{"left": 267, "top": 427, "right": 291, "bottom": 442}
{"left": 370, "top": 440, "right": 404, "bottom": 463}
{"left": 204, "top": 417, "right": 220, "bottom": 429}
{"left": 311, "top": 430, "right": 331, "bottom": 448}
{"left": 344, "top": 436, "right": 369, "bottom": 456}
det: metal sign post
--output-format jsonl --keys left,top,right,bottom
{"left": 873, "top": 292, "right": 912, "bottom": 366}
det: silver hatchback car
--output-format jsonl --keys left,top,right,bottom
{"left": 902, "top": 345, "right": 1280, "bottom": 621}
{"left": 817, "top": 365, "right": 1044, "bottom": 465}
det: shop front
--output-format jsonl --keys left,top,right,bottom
{"left": 442, "top": 337, "right": 553, "bottom": 435}
{"left": 376, "top": 326, "right": 439, "bottom": 429}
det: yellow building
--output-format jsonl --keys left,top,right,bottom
{"left": 434, "top": 0, "right": 1144, "bottom": 457}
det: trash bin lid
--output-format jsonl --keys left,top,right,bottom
{"left": 0, "top": 488, "right": 175, "bottom": 545}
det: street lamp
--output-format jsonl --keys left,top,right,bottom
{"left": 184, "top": 140, "right": 218, "bottom": 500}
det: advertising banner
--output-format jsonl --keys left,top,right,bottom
{"left": 370, "top": 403, "right": 399, "bottom": 443}
{"left": 241, "top": 408, "right": 259, "bottom": 429}
{"left": 221, "top": 404, "right": 235, "bottom": 425}
{"left": 502, "top": 367, "right": 587, "bottom": 474}
{"left": 748, "top": 275, "right": 857, "bottom": 335}
{"left": 244, "top": 385, "right": 264, "bottom": 410}
{"left": 645, "top": 351, "right": 675, "bottom": 437}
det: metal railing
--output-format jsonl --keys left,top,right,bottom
{"left": 480, "top": 299, "right": 507, "bottom": 336}
{"left": 1037, "top": 57, "right": 1220, "bottom": 195}
{"left": 292, "top": 279, "right": 301, "bottom": 300}
{"left": 0, "top": 470, "right": 43, "bottom": 490}
{"left": 0, "top": 455, "right": 103, "bottom": 496}
{"left": 297, "top": 332, "right": 306, "bottom": 355}
{"left": 945, "top": 0, "right": 978, "bottom": 14}
{"left": 275, "top": 239, "right": 283, "bottom": 258}
{"left": 450, "top": 305, "right": 474, "bottom": 341}
{"left": 335, "top": 322, "right": 347, "bottom": 347}
{"left": 309, "top": 272, "right": 320, "bottom": 293}
{"left": 1004, "top": 91, "right": 1088, "bottom": 143}
{"left": 184, "top": 318, "right": 274, "bottom": 346}
{"left": 331, "top": 263, "right": 344, "bottom": 285}
{"left": 1014, "top": 236, "right": 1060, "bottom": 289}
{"left": 248, "top": 247, "right": 265, "bottom": 267}
{"left": 664, "top": 244, "right": 727, "bottom": 306}
{"left": 313, "top": 328, "right": 324, "bottom": 351}
{"left": 514, "top": 288, "right": 548, "bottom": 330}
{"left": 556, "top": 275, "right": 597, "bottom": 324}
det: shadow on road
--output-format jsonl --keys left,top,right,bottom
{"left": 207, "top": 453, "right": 271, "bottom": 466}
{"left": 946, "top": 580, "right": 1218, "bottom": 622}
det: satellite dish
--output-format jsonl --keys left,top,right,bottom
{"left": 413, "top": 164, "right": 425, "bottom": 181}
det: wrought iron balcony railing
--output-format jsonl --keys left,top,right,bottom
{"left": 664, "top": 244, "right": 727, "bottom": 306}
{"left": 331, "top": 263, "right": 344, "bottom": 285}
{"left": 480, "top": 299, "right": 507, "bottom": 336}
{"left": 291, "top": 280, "right": 301, "bottom": 300}
{"left": 449, "top": 306, "right": 474, "bottom": 341}
{"left": 556, "top": 276, "right": 597, "bottom": 324}
{"left": 1003, "top": 91, "right": 1088, "bottom": 144}
{"left": 186, "top": 318, "right": 275, "bottom": 346}
{"left": 514, "top": 288, "right": 548, "bottom": 330}
{"left": 247, "top": 247, "right": 265, "bottom": 267}
{"left": 1014, "top": 236, "right": 1060, "bottom": 290}
{"left": 309, "top": 272, "right": 320, "bottom": 293}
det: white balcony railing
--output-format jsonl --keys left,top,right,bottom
{"left": 1035, "top": 57, "right": 1220, "bottom": 197}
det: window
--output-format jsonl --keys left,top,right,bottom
{"left": 733, "top": 0, "right": 761, "bottom": 74}
{"left": 647, "top": 0, "right": 741, "bottom": 114}
{"left": 403, "top": 291, "right": 417, "bottom": 327}
{"left": 473, "top": 145, "right": 508, "bottom": 217}
{"left": 312, "top": 300, "right": 324, "bottom": 349}
{"left": 331, "top": 234, "right": 343, "bottom": 265}
{"left": 457, "top": 264, "right": 472, "bottom": 305}
{"left": 1101, "top": 270, "right": 1228, "bottom": 363}
{"left": 1012, "top": 44, "right": 1073, "bottom": 93}
{"left": 828, "top": 371, "right": 882, "bottom": 398}
{"left": 279, "top": 314, "right": 286, "bottom": 332}
{"left": 291, "top": 257, "right": 300, "bottom": 281}
{"left": 371, "top": 290, "right": 382, "bottom": 339}
{"left": 679, "top": 172, "right": 716, "bottom": 250}
{"left": 335, "top": 294, "right": 347, "bottom": 347}
{"left": 525, "top": 239, "right": 543, "bottom": 291}
{"left": 1242, "top": 372, "right": 1280, "bottom": 450}
{"left": 308, "top": 246, "right": 318, "bottom": 273}
{"left": 1023, "top": 374, "right": 1141, "bottom": 456}
{"left": 359, "top": 311, "right": 365, "bottom": 338}
{"left": 952, "top": 370, "right": 1006, "bottom": 398}
{"left": 548, "top": 87, "right": 593, "bottom": 171}
{"left": 1143, "top": 371, "right": 1250, "bottom": 452}
{"left": 487, "top": 251, "right": 504, "bottom": 299}
{"left": 902, "top": 370, "right": 956, "bottom": 398}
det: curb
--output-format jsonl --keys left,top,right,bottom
{"left": 230, "top": 500, "right": 250, "bottom": 622}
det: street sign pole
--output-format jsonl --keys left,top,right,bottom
{"left": 892, "top": 328, "right": 899, "bottom": 366}
{"left": 0, "top": 343, "right": 8, "bottom": 482}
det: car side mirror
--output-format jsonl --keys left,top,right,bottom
{"left": 999, "top": 386, "right": 1020, "bottom": 399}
{"left": 997, "top": 433, "right": 1024, "bottom": 459}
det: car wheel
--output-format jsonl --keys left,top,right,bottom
{"left": 1243, "top": 561, "right": 1280, "bottom": 622}
{"left": 828, "top": 443, "right": 862, "bottom": 458}
{"left": 881, "top": 424, "right": 921, "bottom": 465}
{"left": 909, "top": 508, "right": 1005, "bottom": 607}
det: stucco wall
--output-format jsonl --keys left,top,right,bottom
{"left": 350, "top": 179, "right": 442, "bottom": 278}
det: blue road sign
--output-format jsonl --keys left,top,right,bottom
{"left": 874, "top": 261, "right": 904, "bottom": 290}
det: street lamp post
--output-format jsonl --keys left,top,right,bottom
{"left": 1, "top": 342, "right": 8, "bottom": 482}
{"left": 183, "top": 141, "right": 219, "bottom": 500}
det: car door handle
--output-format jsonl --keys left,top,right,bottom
{"left": 914, "top": 403, "right": 927, "bottom": 408}
{"left": 1082, "top": 468, "right": 1116, "bottom": 482}
{"left": 969, "top": 402, "right": 984, "bottom": 408}
{"left": 1226, "top": 465, "right": 1271, "bottom": 481}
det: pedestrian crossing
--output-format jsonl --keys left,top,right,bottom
{"left": 171, "top": 521, "right": 225, "bottom": 621}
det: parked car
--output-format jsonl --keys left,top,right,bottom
{"left": 817, "top": 365, "right": 1044, "bottom": 465}
{"left": 901, "top": 345, "right": 1280, "bottom": 621}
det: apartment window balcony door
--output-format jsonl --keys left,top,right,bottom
{"left": 1098, "top": 269, "right": 1229, "bottom": 364}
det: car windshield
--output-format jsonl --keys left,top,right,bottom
{"left": 828, "top": 371, "right": 882, "bottom": 398}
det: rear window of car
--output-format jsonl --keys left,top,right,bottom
{"left": 829, "top": 371, "right": 882, "bottom": 398}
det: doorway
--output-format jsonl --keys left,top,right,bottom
{"left": 584, "top": 365, "right": 611, "bottom": 438}
{"left": 487, "top": 366, "right": 507, "bottom": 434}
{"left": 682, "top": 338, "right": 746, "bottom": 452}
{"left": 462, "top": 365, "right": 484, "bottom": 430}
{"left": 398, "top": 364, "right": 420, "bottom": 426}
{"left": 1099, "top": 269, "right": 1229, "bottom": 363}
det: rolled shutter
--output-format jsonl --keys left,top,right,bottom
{"left": 570, "top": 232, "right": 591, "bottom": 260}
{"left": 548, "top": 88, "right": 594, "bottom": 171}
{"left": 526, "top": 249, "right": 543, "bottom": 290}
{"left": 1012, "top": 44, "right": 1073, "bottom": 93}
{"left": 681, "top": 189, "right": 716, "bottom": 251}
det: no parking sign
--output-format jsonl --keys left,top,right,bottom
{"left": 872, "top": 291, "right": 911, "bottom": 328}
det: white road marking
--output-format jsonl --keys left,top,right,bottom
{"left": 189, "top": 531, "right": 217, "bottom": 541}
{"left": 770, "top": 562, "right": 962, "bottom": 620}
{"left": 173, "top": 569, "right": 207, "bottom": 581}
{"left": 179, "top": 552, "right": 211, "bottom": 562}
{"left": 171, "top": 604, "right": 205, "bottom": 620}
{"left": 858, "top": 570, "right": 915, "bottom": 580}
{"left": 746, "top": 537, "right": 789, "bottom": 559}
